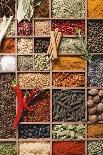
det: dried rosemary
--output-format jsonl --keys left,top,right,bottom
{"left": 74, "top": 28, "right": 92, "bottom": 63}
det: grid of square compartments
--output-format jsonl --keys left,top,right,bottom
{"left": 0, "top": 0, "right": 103, "bottom": 155}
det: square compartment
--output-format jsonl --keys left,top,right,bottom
{"left": 21, "top": 89, "right": 50, "bottom": 122}
{"left": 88, "top": 20, "right": 103, "bottom": 53}
{"left": 34, "top": 38, "right": 50, "bottom": 53}
{"left": 52, "top": 72, "right": 85, "bottom": 87}
{"left": 34, "top": 0, "right": 49, "bottom": 18}
{"left": 52, "top": 56, "right": 85, "bottom": 70}
{"left": 17, "top": 56, "right": 33, "bottom": 71}
{"left": 52, "top": 0, "right": 85, "bottom": 18}
{"left": 53, "top": 141, "right": 85, "bottom": 155}
{"left": 52, "top": 20, "right": 85, "bottom": 36}
{"left": 35, "top": 20, "right": 50, "bottom": 36}
{"left": 19, "top": 124, "right": 50, "bottom": 139}
{"left": 0, "top": 38, "right": 15, "bottom": 53}
{"left": 17, "top": 21, "right": 32, "bottom": 36}
{"left": 19, "top": 142, "right": 50, "bottom": 155}
{"left": 34, "top": 55, "right": 50, "bottom": 71}
{"left": 88, "top": 141, "right": 103, "bottom": 155}
{"left": 88, "top": 56, "right": 103, "bottom": 87}
{"left": 0, "top": 73, "right": 16, "bottom": 139}
{"left": 17, "top": 38, "right": 33, "bottom": 54}
{"left": 52, "top": 89, "right": 85, "bottom": 122}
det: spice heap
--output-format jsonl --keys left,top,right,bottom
{"left": 88, "top": 89, "right": 103, "bottom": 123}
{"left": 0, "top": 0, "right": 15, "bottom": 17}
{"left": 34, "top": 55, "right": 50, "bottom": 70}
{"left": 88, "top": 0, "right": 103, "bottom": 18}
{"left": 0, "top": 142, "right": 16, "bottom": 155}
{"left": 88, "top": 124, "right": 103, "bottom": 138}
{"left": 88, "top": 56, "right": 103, "bottom": 87}
{"left": 0, "top": 73, "right": 16, "bottom": 138}
{"left": 18, "top": 56, "right": 33, "bottom": 71}
{"left": 52, "top": 0, "right": 85, "bottom": 18}
{"left": 53, "top": 141, "right": 85, "bottom": 155}
{"left": 0, "top": 56, "right": 16, "bottom": 72}
{"left": 19, "top": 124, "right": 50, "bottom": 139}
{"left": 52, "top": 20, "right": 85, "bottom": 35}
{"left": 17, "top": 21, "right": 32, "bottom": 36}
{"left": 52, "top": 89, "right": 85, "bottom": 122}
{"left": 35, "top": 21, "right": 50, "bottom": 36}
{"left": 19, "top": 142, "right": 50, "bottom": 155}
{"left": 34, "top": 0, "right": 49, "bottom": 17}
{"left": 59, "top": 38, "right": 80, "bottom": 54}
{"left": 21, "top": 90, "right": 50, "bottom": 122}
{"left": 52, "top": 124, "right": 85, "bottom": 139}
{"left": 88, "top": 141, "right": 103, "bottom": 155}
{"left": 18, "top": 73, "right": 50, "bottom": 88}
{"left": 52, "top": 72, "right": 85, "bottom": 87}
{"left": 88, "top": 21, "right": 103, "bottom": 53}
{"left": 52, "top": 56, "right": 85, "bottom": 70}
{"left": 0, "top": 38, "right": 15, "bottom": 53}
{"left": 17, "top": 38, "right": 33, "bottom": 54}
{"left": 34, "top": 38, "right": 50, "bottom": 53}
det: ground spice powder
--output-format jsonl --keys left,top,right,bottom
{"left": 53, "top": 141, "right": 85, "bottom": 155}
{"left": 52, "top": 56, "right": 85, "bottom": 70}
{"left": 0, "top": 38, "right": 15, "bottom": 53}
{"left": 88, "top": 124, "right": 103, "bottom": 138}
{"left": 88, "top": 0, "right": 103, "bottom": 18}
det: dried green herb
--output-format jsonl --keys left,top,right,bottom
{"left": 52, "top": 124, "right": 85, "bottom": 140}
{"left": 74, "top": 28, "right": 92, "bottom": 63}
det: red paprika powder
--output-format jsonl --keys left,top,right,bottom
{"left": 53, "top": 141, "right": 85, "bottom": 155}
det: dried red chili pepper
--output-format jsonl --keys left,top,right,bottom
{"left": 12, "top": 82, "right": 43, "bottom": 129}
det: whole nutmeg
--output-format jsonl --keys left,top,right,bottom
{"left": 87, "top": 100, "right": 94, "bottom": 108}
{"left": 88, "top": 89, "right": 98, "bottom": 96}
{"left": 93, "top": 95, "right": 100, "bottom": 103}
{"left": 88, "top": 107, "right": 97, "bottom": 115}
{"left": 97, "top": 103, "right": 103, "bottom": 112}
{"left": 98, "top": 90, "right": 103, "bottom": 97}
{"left": 98, "top": 115, "right": 102, "bottom": 121}
{"left": 89, "top": 115, "right": 98, "bottom": 123}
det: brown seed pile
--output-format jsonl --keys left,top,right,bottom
{"left": 52, "top": 56, "right": 85, "bottom": 70}
{"left": 0, "top": 73, "right": 16, "bottom": 139}
{"left": 88, "top": 89, "right": 103, "bottom": 123}
{"left": 17, "top": 38, "right": 33, "bottom": 54}
{"left": 52, "top": 73, "right": 85, "bottom": 87}
{"left": 0, "top": 38, "right": 15, "bottom": 53}
{"left": 35, "top": 21, "right": 50, "bottom": 36}
{"left": 18, "top": 73, "right": 50, "bottom": 88}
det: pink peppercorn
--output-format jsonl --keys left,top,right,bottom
{"left": 17, "top": 21, "right": 32, "bottom": 36}
{"left": 52, "top": 20, "right": 85, "bottom": 35}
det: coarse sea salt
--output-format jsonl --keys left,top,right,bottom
{"left": 0, "top": 56, "right": 16, "bottom": 71}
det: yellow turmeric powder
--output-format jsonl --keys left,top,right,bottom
{"left": 88, "top": 0, "right": 103, "bottom": 18}
{"left": 52, "top": 56, "right": 85, "bottom": 70}
{"left": 88, "top": 124, "right": 103, "bottom": 138}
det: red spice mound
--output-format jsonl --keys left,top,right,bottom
{"left": 52, "top": 20, "right": 85, "bottom": 35}
{"left": 21, "top": 90, "right": 50, "bottom": 122}
{"left": 0, "top": 38, "right": 15, "bottom": 53}
{"left": 53, "top": 141, "right": 85, "bottom": 155}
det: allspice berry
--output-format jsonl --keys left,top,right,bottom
{"left": 88, "top": 89, "right": 98, "bottom": 96}
{"left": 98, "top": 90, "right": 103, "bottom": 97}
{"left": 89, "top": 115, "right": 98, "bottom": 123}
{"left": 88, "top": 107, "right": 97, "bottom": 115}
{"left": 97, "top": 103, "right": 103, "bottom": 112}
{"left": 93, "top": 95, "right": 100, "bottom": 103}
{"left": 87, "top": 100, "right": 94, "bottom": 108}
{"left": 98, "top": 115, "right": 102, "bottom": 121}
